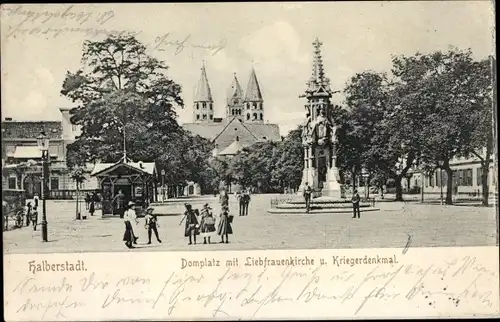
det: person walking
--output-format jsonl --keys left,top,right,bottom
{"left": 85, "top": 193, "right": 90, "bottom": 210}
{"left": 242, "top": 189, "right": 251, "bottom": 216}
{"left": 33, "top": 193, "right": 39, "bottom": 209}
{"left": 89, "top": 200, "right": 95, "bottom": 217}
{"left": 237, "top": 191, "right": 245, "bottom": 216}
{"left": 217, "top": 205, "right": 233, "bottom": 243}
{"left": 199, "top": 203, "right": 216, "bottom": 244}
{"left": 25, "top": 202, "right": 32, "bottom": 226}
{"left": 123, "top": 201, "right": 139, "bottom": 248}
{"left": 219, "top": 188, "right": 229, "bottom": 210}
{"left": 352, "top": 189, "right": 361, "bottom": 219}
{"left": 181, "top": 203, "right": 199, "bottom": 245}
{"left": 303, "top": 182, "right": 312, "bottom": 213}
{"left": 144, "top": 207, "right": 162, "bottom": 244}
{"left": 113, "top": 190, "right": 126, "bottom": 218}
{"left": 31, "top": 206, "right": 39, "bottom": 231}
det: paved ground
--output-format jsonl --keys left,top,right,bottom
{"left": 3, "top": 194, "right": 498, "bottom": 254}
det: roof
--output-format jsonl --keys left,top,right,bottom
{"left": 1, "top": 121, "right": 63, "bottom": 140}
{"left": 218, "top": 139, "right": 244, "bottom": 156}
{"left": 91, "top": 160, "right": 156, "bottom": 177}
{"left": 194, "top": 64, "right": 213, "bottom": 102}
{"left": 244, "top": 68, "right": 263, "bottom": 102}
{"left": 182, "top": 121, "right": 227, "bottom": 141}
{"left": 183, "top": 117, "right": 281, "bottom": 151}
{"left": 244, "top": 123, "right": 281, "bottom": 142}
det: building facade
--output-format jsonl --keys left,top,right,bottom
{"left": 407, "top": 148, "right": 496, "bottom": 196}
{"left": 1, "top": 109, "right": 98, "bottom": 199}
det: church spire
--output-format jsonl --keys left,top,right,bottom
{"left": 306, "top": 38, "right": 332, "bottom": 94}
{"left": 244, "top": 67, "right": 264, "bottom": 123}
{"left": 244, "top": 67, "right": 263, "bottom": 102}
{"left": 194, "top": 62, "right": 213, "bottom": 102}
{"left": 227, "top": 72, "right": 243, "bottom": 104}
{"left": 193, "top": 62, "right": 214, "bottom": 122}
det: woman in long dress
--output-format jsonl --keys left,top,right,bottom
{"left": 217, "top": 205, "right": 233, "bottom": 244}
{"left": 123, "top": 201, "right": 139, "bottom": 248}
{"left": 199, "top": 203, "right": 216, "bottom": 244}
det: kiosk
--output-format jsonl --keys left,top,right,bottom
{"left": 90, "top": 156, "right": 157, "bottom": 217}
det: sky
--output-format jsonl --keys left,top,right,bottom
{"left": 0, "top": 2, "right": 495, "bottom": 135}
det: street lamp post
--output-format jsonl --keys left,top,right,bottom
{"left": 437, "top": 160, "right": 444, "bottom": 205}
{"left": 37, "top": 132, "right": 50, "bottom": 242}
{"left": 161, "top": 169, "right": 166, "bottom": 202}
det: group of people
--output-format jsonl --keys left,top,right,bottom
{"left": 236, "top": 189, "right": 251, "bottom": 216}
{"left": 302, "top": 182, "right": 362, "bottom": 218}
{"left": 181, "top": 201, "right": 233, "bottom": 245}
{"left": 23, "top": 193, "right": 40, "bottom": 230}
{"left": 122, "top": 201, "right": 162, "bottom": 249}
{"left": 85, "top": 192, "right": 102, "bottom": 211}
{"left": 121, "top": 187, "right": 243, "bottom": 249}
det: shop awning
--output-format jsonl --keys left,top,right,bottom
{"left": 11, "top": 146, "right": 57, "bottom": 159}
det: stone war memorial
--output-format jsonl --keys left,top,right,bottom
{"left": 268, "top": 39, "right": 378, "bottom": 214}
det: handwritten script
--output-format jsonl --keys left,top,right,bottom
{"left": 1, "top": 5, "right": 227, "bottom": 57}
{"left": 5, "top": 253, "right": 499, "bottom": 320}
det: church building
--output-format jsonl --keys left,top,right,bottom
{"left": 182, "top": 63, "right": 282, "bottom": 194}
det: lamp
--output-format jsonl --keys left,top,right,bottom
{"left": 37, "top": 132, "right": 49, "bottom": 157}
{"left": 161, "top": 169, "right": 166, "bottom": 202}
{"left": 37, "top": 131, "right": 49, "bottom": 242}
{"left": 437, "top": 160, "right": 445, "bottom": 205}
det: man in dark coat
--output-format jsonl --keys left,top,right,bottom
{"left": 113, "top": 190, "right": 126, "bottom": 218}
{"left": 303, "top": 182, "right": 312, "bottom": 213}
{"left": 352, "top": 189, "right": 361, "bottom": 218}
{"left": 242, "top": 190, "right": 251, "bottom": 216}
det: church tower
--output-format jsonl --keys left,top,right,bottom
{"left": 193, "top": 62, "right": 214, "bottom": 123}
{"left": 243, "top": 67, "right": 264, "bottom": 123}
{"left": 226, "top": 73, "right": 245, "bottom": 121}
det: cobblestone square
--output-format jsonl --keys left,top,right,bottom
{"left": 3, "top": 194, "right": 497, "bottom": 254}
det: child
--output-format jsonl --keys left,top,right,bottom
{"left": 181, "top": 204, "right": 199, "bottom": 245}
{"left": 144, "top": 207, "right": 162, "bottom": 244}
{"left": 217, "top": 205, "right": 233, "bottom": 244}
{"left": 200, "top": 203, "right": 216, "bottom": 244}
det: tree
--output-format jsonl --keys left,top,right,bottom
{"left": 70, "top": 167, "right": 87, "bottom": 219}
{"left": 340, "top": 71, "right": 418, "bottom": 201}
{"left": 229, "top": 141, "right": 282, "bottom": 193}
{"left": 273, "top": 126, "right": 303, "bottom": 191}
{"left": 393, "top": 49, "right": 491, "bottom": 204}
{"left": 61, "top": 34, "right": 185, "bottom": 174}
{"left": 460, "top": 58, "right": 493, "bottom": 206}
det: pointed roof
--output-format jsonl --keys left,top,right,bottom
{"left": 219, "top": 138, "right": 244, "bottom": 156}
{"left": 244, "top": 67, "right": 263, "bottom": 102}
{"left": 194, "top": 63, "right": 213, "bottom": 102}
{"left": 227, "top": 73, "right": 244, "bottom": 104}
{"left": 90, "top": 158, "right": 156, "bottom": 177}
{"left": 306, "top": 38, "right": 332, "bottom": 95}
